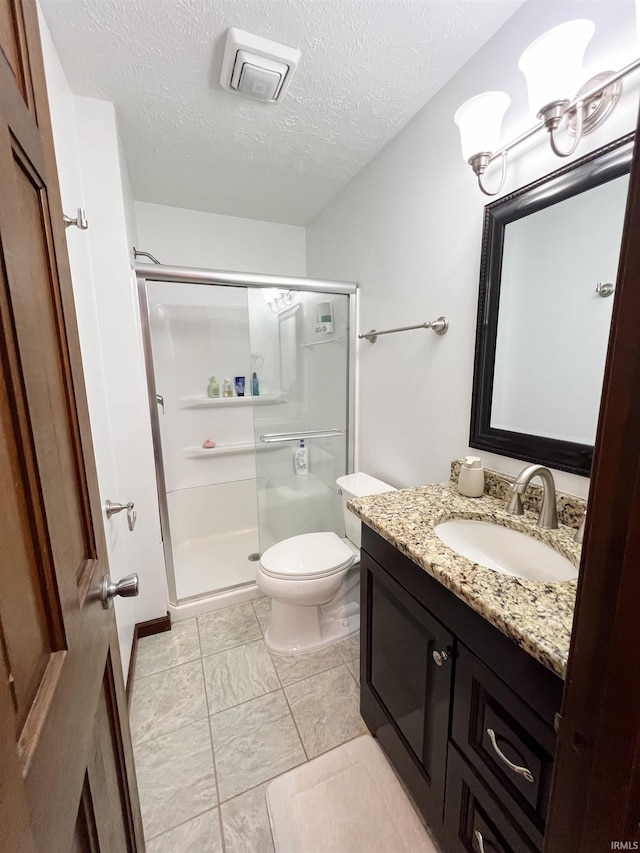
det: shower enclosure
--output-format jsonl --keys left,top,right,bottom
{"left": 137, "top": 264, "right": 356, "bottom": 617}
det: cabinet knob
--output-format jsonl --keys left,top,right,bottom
{"left": 432, "top": 649, "right": 450, "bottom": 667}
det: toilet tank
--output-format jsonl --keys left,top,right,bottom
{"left": 336, "top": 472, "right": 396, "bottom": 548}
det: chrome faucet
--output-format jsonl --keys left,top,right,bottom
{"left": 506, "top": 464, "right": 558, "bottom": 529}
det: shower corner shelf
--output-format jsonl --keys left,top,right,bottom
{"left": 178, "top": 393, "right": 283, "bottom": 409}
{"left": 183, "top": 442, "right": 254, "bottom": 458}
{"left": 300, "top": 336, "right": 345, "bottom": 348}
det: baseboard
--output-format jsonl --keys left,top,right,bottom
{"left": 126, "top": 612, "right": 171, "bottom": 704}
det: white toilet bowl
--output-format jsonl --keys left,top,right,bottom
{"left": 256, "top": 473, "right": 395, "bottom": 655}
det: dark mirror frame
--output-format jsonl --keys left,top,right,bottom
{"left": 470, "top": 132, "right": 635, "bottom": 477}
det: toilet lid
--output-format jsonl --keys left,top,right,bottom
{"left": 259, "top": 532, "right": 356, "bottom": 580}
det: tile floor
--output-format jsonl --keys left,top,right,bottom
{"left": 129, "top": 598, "right": 365, "bottom": 852}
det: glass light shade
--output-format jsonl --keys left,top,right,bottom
{"left": 454, "top": 91, "right": 510, "bottom": 162}
{"left": 518, "top": 20, "right": 595, "bottom": 114}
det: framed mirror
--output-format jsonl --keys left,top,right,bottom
{"left": 470, "top": 132, "right": 634, "bottom": 476}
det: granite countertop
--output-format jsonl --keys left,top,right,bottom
{"left": 349, "top": 481, "right": 581, "bottom": 679}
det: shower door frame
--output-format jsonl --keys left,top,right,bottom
{"left": 136, "top": 262, "right": 358, "bottom": 607}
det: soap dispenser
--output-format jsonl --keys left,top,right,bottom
{"left": 458, "top": 455, "right": 484, "bottom": 497}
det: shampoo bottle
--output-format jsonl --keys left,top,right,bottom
{"left": 207, "top": 376, "right": 220, "bottom": 398}
{"left": 252, "top": 372, "right": 259, "bottom": 396}
{"left": 222, "top": 378, "right": 233, "bottom": 398}
{"left": 458, "top": 455, "right": 485, "bottom": 497}
{"left": 294, "top": 439, "right": 309, "bottom": 475}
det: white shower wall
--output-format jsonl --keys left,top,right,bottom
{"left": 168, "top": 481, "right": 259, "bottom": 600}
{"left": 149, "top": 283, "right": 256, "bottom": 490}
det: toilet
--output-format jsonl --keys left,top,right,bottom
{"left": 256, "top": 472, "right": 395, "bottom": 655}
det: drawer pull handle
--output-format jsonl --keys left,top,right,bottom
{"left": 432, "top": 649, "right": 450, "bottom": 667}
{"left": 473, "top": 830, "right": 486, "bottom": 852}
{"left": 486, "top": 728, "right": 535, "bottom": 783}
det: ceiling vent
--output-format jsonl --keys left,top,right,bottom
{"left": 220, "top": 28, "right": 301, "bottom": 105}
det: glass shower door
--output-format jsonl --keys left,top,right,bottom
{"left": 145, "top": 280, "right": 260, "bottom": 603}
{"left": 247, "top": 288, "right": 351, "bottom": 554}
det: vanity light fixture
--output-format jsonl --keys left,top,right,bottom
{"left": 454, "top": 92, "right": 511, "bottom": 196}
{"left": 455, "top": 19, "right": 640, "bottom": 196}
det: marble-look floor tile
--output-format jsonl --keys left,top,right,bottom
{"left": 221, "top": 782, "right": 275, "bottom": 853}
{"left": 211, "top": 690, "right": 305, "bottom": 801}
{"left": 345, "top": 656, "right": 360, "bottom": 685}
{"left": 146, "top": 809, "right": 223, "bottom": 853}
{"left": 203, "top": 640, "right": 279, "bottom": 714}
{"left": 134, "top": 720, "right": 217, "bottom": 839}
{"left": 336, "top": 631, "right": 360, "bottom": 663}
{"left": 270, "top": 644, "right": 343, "bottom": 687}
{"left": 284, "top": 664, "right": 366, "bottom": 758}
{"left": 198, "top": 602, "right": 261, "bottom": 656}
{"left": 130, "top": 660, "right": 207, "bottom": 745}
{"left": 135, "top": 619, "right": 201, "bottom": 679}
{"left": 252, "top": 597, "right": 271, "bottom": 634}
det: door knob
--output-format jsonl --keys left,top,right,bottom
{"left": 102, "top": 573, "right": 139, "bottom": 609}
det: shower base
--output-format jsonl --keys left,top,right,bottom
{"left": 173, "top": 525, "right": 260, "bottom": 601}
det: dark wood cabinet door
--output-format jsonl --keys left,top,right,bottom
{"left": 360, "top": 549, "right": 454, "bottom": 828}
{"left": 0, "top": 1, "right": 144, "bottom": 849}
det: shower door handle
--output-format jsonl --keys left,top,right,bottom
{"left": 259, "top": 428, "right": 344, "bottom": 443}
{"left": 156, "top": 394, "right": 164, "bottom": 414}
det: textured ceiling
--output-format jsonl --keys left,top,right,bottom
{"left": 40, "top": 0, "right": 524, "bottom": 225}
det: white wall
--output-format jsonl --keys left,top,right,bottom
{"left": 75, "top": 97, "right": 167, "bottom": 663}
{"left": 39, "top": 9, "right": 166, "bottom": 675}
{"left": 306, "top": 0, "right": 640, "bottom": 499}
{"left": 135, "top": 202, "right": 306, "bottom": 276}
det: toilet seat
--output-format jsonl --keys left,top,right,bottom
{"left": 259, "top": 532, "right": 356, "bottom": 581}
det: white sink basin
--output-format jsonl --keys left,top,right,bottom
{"left": 434, "top": 519, "right": 577, "bottom": 582}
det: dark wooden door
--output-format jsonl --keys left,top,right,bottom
{"left": 0, "top": 1, "right": 144, "bottom": 850}
{"left": 544, "top": 105, "right": 640, "bottom": 849}
{"left": 360, "top": 549, "right": 453, "bottom": 830}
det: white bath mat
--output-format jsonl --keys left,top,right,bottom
{"left": 266, "top": 734, "right": 439, "bottom": 853}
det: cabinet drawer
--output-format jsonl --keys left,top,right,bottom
{"left": 452, "top": 644, "right": 556, "bottom": 836}
{"left": 444, "top": 745, "right": 539, "bottom": 853}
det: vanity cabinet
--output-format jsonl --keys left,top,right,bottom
{"left": 360, "top": 527, "right": 563, "bottom": 853}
